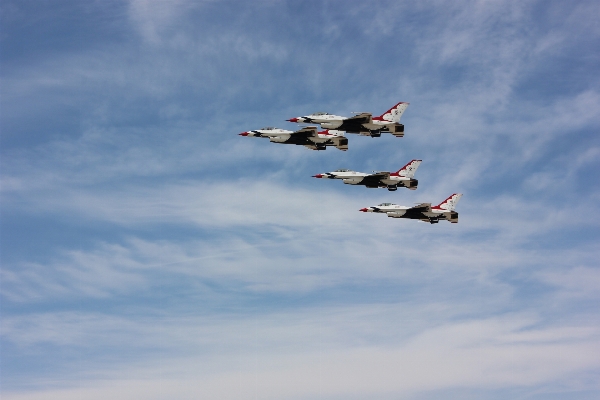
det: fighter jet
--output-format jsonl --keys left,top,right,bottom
{"left": 239, "top": 126, "right": 348, "bottom": 151}
{"left": 312, "top": 159, "right": 421, "bottom": 191}
{"left": 359, "top": 193, "right": 463, "bottom": 224}
{"left": 287, "top": 101, "right": 409, "bottom": 137}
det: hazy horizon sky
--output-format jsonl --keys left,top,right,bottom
{"left": 1, "top": 1, "right": 599, "bottom": 399}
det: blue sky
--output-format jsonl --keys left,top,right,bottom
{"left": 1, "top": 0, "right": 599, "bottom": 399}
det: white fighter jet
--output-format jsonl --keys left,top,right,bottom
{"left": 239, "top": 126, "right": 348, "bottom": 151}
{"left": 359, "top": 193, "right": 463, "bottom": 224}
{"left": 287, "top": 101, "right": 409, "bottom": 137}
{"left": 312, "top": 159, "right": 422, "bottom": 191}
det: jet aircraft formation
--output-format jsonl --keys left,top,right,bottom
{"left": 239, "top": 102, "right": 462, "bottom": 224}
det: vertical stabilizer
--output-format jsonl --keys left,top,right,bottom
{"left": 435, "top": 193, "right": 462, "bottom": 211}
{"left": 395, "top": 159, "right": 422, "bottom": 178}
{"left": 379, "top": 102, "right": 410, "bottom": 123}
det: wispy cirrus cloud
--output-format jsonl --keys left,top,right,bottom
{"left": 3, "top": 309, "right": 600, "bottom": 399}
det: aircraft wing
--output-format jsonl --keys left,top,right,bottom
{"left": 335, "top": 113, "right": 373, "bottom": 133}
{"left": 345, "top": 112, "right": 372, "bottom": 124}
{"left": 369, "top": 171, "right": 391, "bottom": 179}
{"left": 410, "top": 203, "right": 432, "bottom": 212}
{"left": 386, "top": 211, "right": 406, "bottom": 218}
{"left": 358, "top": 172, "right": 390, "bottom": 187}
{"left": 291, "top": 126, "right": 319, "bottom": 137}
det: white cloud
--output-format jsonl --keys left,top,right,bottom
{"left": 537, "top": 265, "right": 600, "bottom": 300}
{"left": 127, "top": 0, "right": 195, "bottom": 45}
{"left": 2, "top": 198, "right": 597, "bottom": 304}
{"left": 3, "top": 310, "right": 599, "bottom": 399}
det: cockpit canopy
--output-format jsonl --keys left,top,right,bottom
{"left": 378, "top": 203, "right": 394, "bottom": 206}
{"left": 260, "top": 127, "right": 276, "bottom": 130}
{"left": 311, "top": 112, "right": 329, "bottom": 116}
{"left": 334, "top": 169, "right": 351, "bottom": 172}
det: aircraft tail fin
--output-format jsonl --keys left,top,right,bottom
{"left": 395, "top": 159, "right": 422, "bottom": 178}
{"left": 379, "top": 102, "right": 409, "bottom": 123}
{"left": 434, "top": 193, "right": 462, "bottom": 211}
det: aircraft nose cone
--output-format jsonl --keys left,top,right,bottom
{"left": 287, "top": 118, "right": 298, "bottom": 123}
{"left": 312, "top": 174, "right": 323, "bottom": 178}
{"left": 239, "top": 132, "right": 249, "bottom": 136}
{"left": 359, "top": 208, "right": 368, "bottom": 212}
